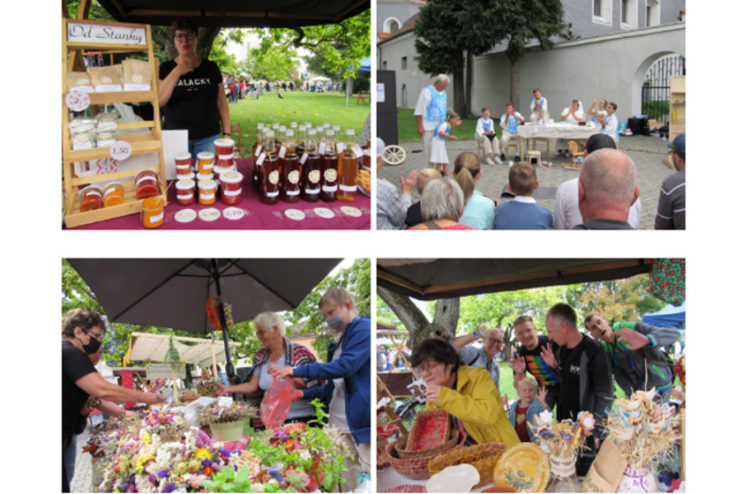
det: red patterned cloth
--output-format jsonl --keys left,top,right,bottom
{"left": 649, "top": 258, "right": 685, "bottom": 305}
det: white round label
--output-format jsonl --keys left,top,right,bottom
{"left": 287, "top": 170, "right": 300, "bottom": 184}
{"left": 174, "top": 209, "right": 197, "bottom": 223}
{"left": 307, "top": 170, "right": 321, "bottom": 184}
{"left": 198, "top": 208, "right": 221, "bottom": 222}
{"left": 268, "top": 170, "right": 279, "bottom": 185}
{"left": 109, "top": 140, "right": 132, "bottom": 161}
{"left": 65, "top": 90, "right": 90, "bottom": 112}
{"left": 324, "top": 169, "right": 338, "bottom": 182}
{"left": 340, "top": 206, "right": 362, "bottom": 217}
{"left": 313, "top": 207, "right": 335, "bottom": 219}
{"left": 222, "top": 207, "right": 246, "bottom": 220}
{"left": 284, "top": 209, "right": 305, "bottom": 221}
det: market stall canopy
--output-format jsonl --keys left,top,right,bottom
{"left": 377, "top": 259, "right": 654, "bottom": 300}
{"left": 354, "top": 56, "right": 370, "bottom": 73}
{"left": 68, "top": 258, "right": 341, "bottom": 335}
{"left": 642, "top": 303, "right": 685, "bottom": 328}
{"left": 128, "top": 332, "right": 239, "bottom": 367}
{"left": 96, "top": 0, "right": 369, "bottom": 28}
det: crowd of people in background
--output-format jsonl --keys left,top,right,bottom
{"left": 220, "top": 76, "right": 344, "bottom": 101}
{"left": 377, "top": 74, "right": 685, "bottom": 231}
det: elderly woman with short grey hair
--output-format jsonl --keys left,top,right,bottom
{"left": 409, "top": 177, "right": 476, "bottom": 230}
{"left": 216, "top": 311, "right": 321, "bottom": 422}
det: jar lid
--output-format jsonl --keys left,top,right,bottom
{"left": 196, "top": 172, "right": 214, "bottom": 181}
{"left": 176, "top": 179, "right": 196, "bottom": 190}
{"left": 176, "top": 172, "right": 195, "bottom": 181}
{"left": 175, "top": 152, "right": 192, "bottom": 160}
{"left": 220, "top": 171, "right": 243, "bottom": 184}
{"left": 197, "top": 151, "right": 214, "bottom": 160}
{"left": 214, "top": 137, "right": 234, "bottom": 147}
{"left": 135, "top": 168, "right": 158, "bottom": 179}
{"left": 103, "top": 182, "right": 123, "bottom": 194}
{"left": 198, "top": 179, "right": 217, "bottom": 190}
{"left": 81, "top": 185, "right": 103, "bottom": 197}
{"left": 143, "top": 196, "right": 163, "bottom": 208}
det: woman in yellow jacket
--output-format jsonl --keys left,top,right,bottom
{"left": 412, "top": 338, "right": 520, "bottom": 447}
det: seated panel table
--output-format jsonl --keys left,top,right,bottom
{"left": 516, "top": 123, "right": 599, "bottom": 158}
{"left": 67, "top": 159, "right": 371, "bottom": 230}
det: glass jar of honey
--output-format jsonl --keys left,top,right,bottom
{"left": 214, "top": 137, "right": 235, "bottom": 168}
{"left": 336, "top": 128, "right": 359, "bottom": 202}
{"left": 135, "top": 169, "right": 160, "bottom": 200}
{"left": 219, "top": 170, "right": 244, "bottom": 205}
{"left": 174, "top": 153, "right": 192, "bottom": 175}
{"left": 141, "top": 196, "right": 164, "bottom": 228}
{"left": 176, "top": 179, "right": 196, "bottom": 206}
{"left": 102, "top": 182, "right": 125, "bottom": 207}
{"left": 79, "top": 185, "right": 103, "bottom": 212}
{"left": 198, "top": 179, "right": 218, "bottom": 205}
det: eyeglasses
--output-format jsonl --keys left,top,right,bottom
{"left": 175, "top": 33, "right": 196, "bottom": 41}
{"left": 85, "top": 330, "right": 103, "bottom": 342}
{"left": 486, "top": 337, "right": 503, "bottom": 346}
{"left": 415, "top": 361, "right": 441, "bottom": 375}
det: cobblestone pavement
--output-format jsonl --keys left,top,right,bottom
{"left": 70, "top": 428, "right": 94, "bottom": 493}
{"left": 378, "top": 134, "right": 675, "bottom": 230}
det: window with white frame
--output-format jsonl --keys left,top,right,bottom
{"left": 621, "top": 0, "right": 638, "bottom": 28}
{"left": 593, "top": 0, "right": 613, "bottom": 25}
{"left": 646, "top": 0, "right": 661, "bottom": 27}
{"left": 384, "top": 17, "right": 401, "bottom": 34}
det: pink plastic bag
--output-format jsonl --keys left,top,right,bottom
{"left": 260, "top": 377, "right": 295, "bottom": 429}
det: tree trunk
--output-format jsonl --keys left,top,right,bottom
{"left": 452, "top": 52, "right": 466, "bottom": 117}
{"left": 377, "top": 287, "right": 460, "bottom": 347}
{"left": 465, "top": 52, "right": 473, "bottom": 117}
{"left": 509, "top": 56, "right": 520, "bottom": 110}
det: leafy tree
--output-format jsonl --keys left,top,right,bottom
{"left": 243, "top": 44, "right": 300, "bottom": 81}
{"left": 256, "top": 10, "right": 370, "bottom": 81}
{"left": 498, "top": 0, "right": 566, "bottom": 107}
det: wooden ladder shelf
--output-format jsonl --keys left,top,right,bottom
{"left": 62, "top": 17, "right": 167, "bottom": 228}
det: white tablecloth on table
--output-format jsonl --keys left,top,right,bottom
{"left": 377, "top": 466, "right": 491, "bottom": 493}
{"left": 516, "top": 122, "right": 598, "bottom": 140}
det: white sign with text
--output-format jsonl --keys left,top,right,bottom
{"left": 67, "top": 22, "right": 147, "bottom": 46}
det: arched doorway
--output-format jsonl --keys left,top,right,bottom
{"left": 637, "top": 53, "right": 685, "bottom": 125}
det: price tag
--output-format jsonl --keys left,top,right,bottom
{"left": 336, "top": 143, "right": 345, "bottom": 154}
{"left": 198, "top": 208, "right": 221, "bottom": 222}
{"left": 222, "top": 207, "right": 246, "bottom": 220}
{"left": 300, "top": 152, "right": 309, "bottom": 164}
{"left": 352, "top": 145, "right": 364, "bottom": 158}
{"left": 109, "top": 140, "right": 132, "bottom": 161}
{"left": 279, "top": 145, "right": 287, "bottom": 159}
{"left": 65, "top": 90, "right": 90, "bottom": 112}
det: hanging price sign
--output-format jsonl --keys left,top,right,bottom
{"left": 109, "top": 140, "right": 132, "bottom": 161}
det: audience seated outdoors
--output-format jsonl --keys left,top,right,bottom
{"left": 494, "top": 162, "right": 553, "bottom": 230}
{"left": 376, "top": 137, "right": 417, "bottom": 230}
{"left": 404, "top": 168, "right": 442, "bottom": 228}
{"left": 554, "top": 134, "right": 641, "bottom": 229}
{"left": 453, "top": 152, "right": 496, "bottom": 230}
{"left": 408, "top": 177, "right": 475, "bottom": 230}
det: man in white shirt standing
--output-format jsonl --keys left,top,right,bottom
{"left": 529, "top": 88, "right": 549, "bottom": 122}
{"left": 414, "top": 74, "right": 450, "bottom": 166}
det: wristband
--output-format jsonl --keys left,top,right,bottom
{"left": 472, "top": 331, "right": 478, "bottom": 340}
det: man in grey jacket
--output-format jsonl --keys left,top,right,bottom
{"left": 584, "top": 314, "right": 681, "bottom": 403}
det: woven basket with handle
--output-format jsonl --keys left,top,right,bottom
{"left": 428, "top": 442, "right": 507, "bottom": 488}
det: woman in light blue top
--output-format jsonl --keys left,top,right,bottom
{"left": 453, "top": 151, "right": 495, "bottom": 229}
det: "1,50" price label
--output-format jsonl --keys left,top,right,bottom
{"left": 109, "top": 140, "right": 132, "bottom": 161}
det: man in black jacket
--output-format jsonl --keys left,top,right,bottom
{"left": 545, "top": 303, "right": 613, "bottom": 474}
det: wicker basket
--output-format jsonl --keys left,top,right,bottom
{"left": 236, "top": 451, "right": 263, "bottom": 478}
{"left": 377, "top": 424, "right": 400, "bottom": 468}
{"left": 406, "top": 409, "right": 451, "bottom": 451}
{"left": 428, "top": 442, "right": 506, "bottom": 488}
{"left": 385, "top": 431, "right": 466, "bottom": 480}
{"left": 396, "top": 426, "right": 463, "bottom": 459}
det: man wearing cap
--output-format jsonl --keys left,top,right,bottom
{"left": 451, "top": 326, "right": 504, "bottom": 390}
{"left": 376, "top": 137, "right": 417, "bottom": 229}
{"left": 584, "top": 314, "right": 681, "bottom": 403}
{"left": 510, "top": 316, "right": 561, "bottom": 410}
{"left": 553, "top": 134, "right": 641, "bottom": 229}
{"left": 414, "top": 75, "right": 450, "bottom": 166}
{"left": 655, "top": 133, "right": 685, "bottom": 229}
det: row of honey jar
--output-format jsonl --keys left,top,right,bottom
{"left": 175, "top": 170, "right": 244, "bottom": 207}
{"left": 78, "top": 169, "right": 161, "bottom": 212}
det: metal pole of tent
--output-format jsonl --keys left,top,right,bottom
{"left": 211, "top": 259, "right": 235, "bottom": 379}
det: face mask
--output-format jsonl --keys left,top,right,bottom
{"left": 326, "top": 315, "right": 345, "bottom": 332}
{"left": 80, "top": 331, "right": 102, "bottom": 355}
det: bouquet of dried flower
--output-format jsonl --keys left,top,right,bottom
{"left": 604, "top": 388, "right": 681, "bottom": 470}
{"left": 199, "top": 401, "right": 257, "bottom": 425}
{"left": 196, "top": 380, "right": 219, "bottom": 397}
{"left": 530, "top": 410, "right": 596, "bottom": 457}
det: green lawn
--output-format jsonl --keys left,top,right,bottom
{"left": 397, "top": 107, "right": 491, "bottom": 143}
{"left": 229, "top": 92, "right": 370, "bottom": 157}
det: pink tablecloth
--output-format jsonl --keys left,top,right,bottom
{"left": 68, "top": 159, "right": 371, "bottom": 230}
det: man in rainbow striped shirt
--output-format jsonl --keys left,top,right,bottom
{"left": 511, "top": 315, "right": 561, "bottom": 410}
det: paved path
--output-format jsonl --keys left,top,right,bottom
{"left": 378, "top": 134, "right": 675, "bottom": 230}
{"left": 70, "top": 428, "right": 95, "bottom": 493}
